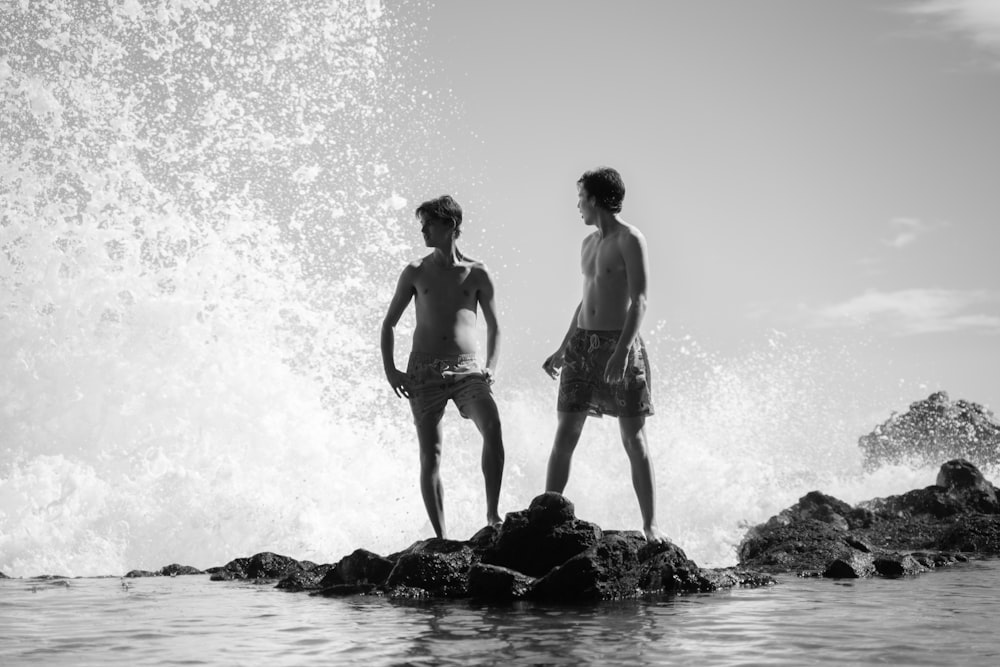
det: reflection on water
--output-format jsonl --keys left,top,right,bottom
{"left": 1, "top": 559, "right": 998, "bottom": 666}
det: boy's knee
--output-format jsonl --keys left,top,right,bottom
{"left": 419, "top": 448, "right": 441, "bottom": 468}
{"left": 621, "top": 434, "right": 648, "bottom": 456}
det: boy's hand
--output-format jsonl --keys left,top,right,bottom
{"left": 603, "top": 348, "right": 628, "bottom": 385}
{"left": 542, "top": 350, "right": 564, "bottom": 379}
{"left": 386, "top": 369, "right": 411, "bottom": 398}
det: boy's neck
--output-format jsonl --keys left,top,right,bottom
{"left": 432, "top": 244, "right": 460, "bottom": 266}
{"left": 595, "top": 212, "right": 621, "bottom": 238}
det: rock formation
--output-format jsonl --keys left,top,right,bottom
{"left": 123, "top": 563, "right": 205, "bottom": 578}
{"left": 201, "top": 492, "right": 772, "bottom": 601}
{"left": 738, "top": 458, "right": 999, "bottom": 577}
{"left": 859, "top": 391, "right": 1000, "bottom": 471}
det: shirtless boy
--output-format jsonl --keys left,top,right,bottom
{"left": 381, "top": 195, "right": 504, "bottom": 539}
{"left": 542, "top": 167, "right": 667, "bottom": 543}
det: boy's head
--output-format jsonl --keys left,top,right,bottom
{"left": 415, "top": 195, "right": 463, "bottom": 238}
{"left": 577, "top": 167, "right": 625, "bottom": 214}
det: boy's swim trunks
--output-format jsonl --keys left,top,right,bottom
{"left": 406, "top": 352, "right": 495, "bottom": 425}
{"left": 557, "top": 329, "right": 654, "bottom": 418}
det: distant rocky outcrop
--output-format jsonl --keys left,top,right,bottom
{"left": 859, "top": 392, "right": 1000, "bottom": 471}
{"left": 123, "top": 563, "right": 205, "bottom": 578}
{"left": 216, "top": 493, "right": 773, "bottom": 602}
{"left": 0, "top": 571, "right": 7, "bottom": 579}
{"left": 738, "top": 458, "right": 999, "bottom": 577}
{"left": 210, "top": 552, "right": 317, "bottom": 582}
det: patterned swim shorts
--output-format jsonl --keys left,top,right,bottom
{"left": 406, "top": 352, "right": 495, "bottom": 425}
{"left": 557, "top": 329, "right": 654, "bottom": 418}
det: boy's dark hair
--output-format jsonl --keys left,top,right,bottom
{"left": 577, "top": 167, "right": 625, "bottom": 214}
{"left": 415, "top": 195, "right": 463, "bottom": 238}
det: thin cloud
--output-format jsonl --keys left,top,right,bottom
{"left": 810, "top": 288, "right": 1000, "bottom": 335}
{"left": 883, "top": 216, "right": 944, "bottom": 249}
{"left": 910, "top": 0, "right": 1000, "bottom": 53}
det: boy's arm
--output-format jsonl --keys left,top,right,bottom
{"left": 543, "top": 236, "right": 588, "bottom": 379}
{"left": 542, "top": 301, "right": 581, "bottom": 379}
{"left": 477, "top": 268, "right": 501, "bottom": 380}
{"left": 381, "top": 265, "right": 416, "bottom": 397}
{"left": 605, "top": 230, "right": 649, "bottom": 384}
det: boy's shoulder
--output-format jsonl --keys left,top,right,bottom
{"left": 465, "top": 257, "right": 496, "bottom": 279}
{"left": 408, "top": 254, "right": 433, "bottom": 269}
{"left": 619, "top": 219, "right": 645, "bottom": 240}
{"left": 398, "top": 257, "right": 426, "bottom": 281}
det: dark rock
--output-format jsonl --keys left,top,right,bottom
{"left": 937, "top": 515, "right": 1000, "bottom": 553}
{"left": 700, "top": 568, "right": 777, "bottom": 589}
{"left": 468, "top": 563, "right": 535, "bottom": 601}
{"left": 936, "top": 459, "right": 999, "bottom": 511}
{"left": 766, "top": 491, "right": 856, "bottom": 531}
{"left": 528, "top": 491, "right": 577, "bottom": 527}
{"left": 244, "top": 552, "right": 305, "bottom": 579}
{"left": 862, "top": 486, "right": 968, "bottom": 520}
{"left": 384, "top": 539, "right": 475, "bottom": 597}
{"left": 532, "top": 532, "right": 646, "bottom": 601}
{"left": 873, "top": 554, "right": 924, "bottom": 578}
{"left": 481, "top": 493, "right": 602, "bottom": 577}
{"left": 333, "top": 549, "right": 395, "bottom": 586}
{"left": 467, "top": 524, "right": 500, "bottom": 550}
{"left": 529, "top": 532, "right": 724, "bottom": 601}
{"left": 210, "top": 557, "right": 249, "bottom": 581}
{"left": 160, "top": 564, "right": 204, "bottom": 576}
{"left": 276, "top": 564, "right": 334, "bottom": 591}
{"left": 211, "top": 552, "right": 305, "bottom": 581}
{"left": 738, "top": 517, "right": 855, "bottom": 573}
{"left": 204, "top": 494, "right": 774, "bottom": 602}
{"left": 310, "top": 548, "right": 394, "bottom": 590}
{"left": 739, "top": 457, "right": 1000, "bottom": 579}
{"left": 859, "top": 392, "right": 1000, "bottom": 471}
{"left": 123, "top": 569, "right": 158, "bottom": 578}
{"left": 824, "top": 553, "right": 875, "bottom": 578}
{"left": 0, "top": 571, "right": 8, "bottom": 578}
{"left": 844, "top": 535, "right": 873, "bottom": 552}
{"left": 636, "top": 540, "right": 714, "bottom": 594}
{"left": 938, "top": 459, "right": 994, "bottom": 493}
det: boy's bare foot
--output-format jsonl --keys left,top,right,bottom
{"left": 644, "top": 525, "right": 669, "bottom": 544}
{"left": 487, "top": 513, "right": 503, "bottom": 529}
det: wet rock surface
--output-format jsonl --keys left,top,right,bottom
{"left": 124, "top": 564, "right": 205, "bottom": 578}
{"left": 738, "top": 458, "right": 995, "bottom": 578}
{"left": 189, "top": 492, "right": 774, "bottom": 602}
{"left": 211, "top": 551, "right": 310, "bottom": 582}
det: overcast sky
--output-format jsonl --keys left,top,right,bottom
{"left": 382, "top": 0, "right": 1000, "bottom": 415}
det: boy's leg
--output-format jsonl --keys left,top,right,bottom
{"left": 545, "top": 411, "right": 588, "bottom": 494}
{"left": 463, "top": 398, "right": 504, "bottom": 527}
{"left": 415, "top": 416, "right": 446, "bottom": 539}
{"left": 618, "top": 415, "right": 667, "bottom": 543}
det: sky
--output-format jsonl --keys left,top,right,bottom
{"left": 382, "top": 0, "right": 1000, "bottom": 416}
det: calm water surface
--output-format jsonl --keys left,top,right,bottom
{"left": 2, "top": 559, "right": 998, "bottom": 666}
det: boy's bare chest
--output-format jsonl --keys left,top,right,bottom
{"left": 582, "top": 240, "right": 625, "bottom": 280}
{"left": 414, "top": 268, "right": 477, "bottom": 304}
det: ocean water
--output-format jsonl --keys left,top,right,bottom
{"left": 2, "top": 560, "right": 999, "bottom": 666}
